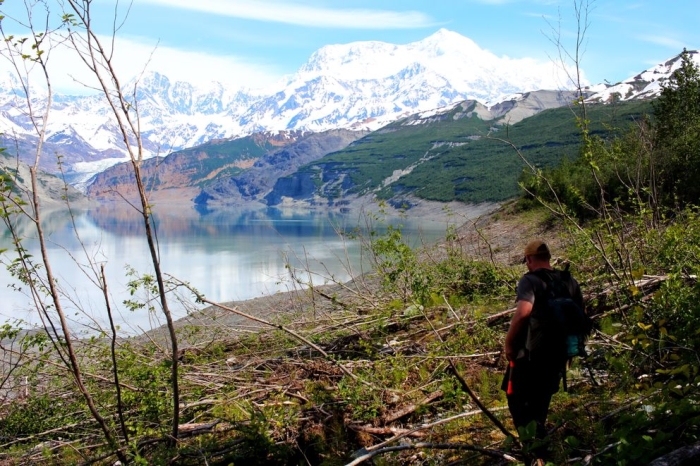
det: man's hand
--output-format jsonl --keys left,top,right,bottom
{"left": 505, "top": 342, "right": 517, "bottom": 362}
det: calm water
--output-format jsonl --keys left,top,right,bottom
{"left": 0, "top": 205, "right": 448, "bottom": 333}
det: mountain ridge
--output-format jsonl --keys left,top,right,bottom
{"left": 0, "top": 31, "right": 696, "bottom": 209}
{"left": 89, "top": 90, "right": 581, "bottom": 209}
{"left": 587, "top": 49, "right": 700, "bottom": 103}
{"left": 0, "top": 29, "right": 578, "bottom": 183}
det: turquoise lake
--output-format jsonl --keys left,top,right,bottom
{"left": 0, "top": 205, "right": 449, "bottom": 333}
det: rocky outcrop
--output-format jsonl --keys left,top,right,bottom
{"left": 86, "top": 130, "right": 309, "bottom": 202}
{"left": 490, "top": 90, "right": 582, "bottom": 125}
{"left": 0, "top": 155, "right": 87, "bottom": 208}
{"left": 194, "top": 129, "right": 368, "bottom": 207}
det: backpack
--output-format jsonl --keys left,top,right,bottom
{"left": 525, "top": 268, "right": 593, "bottom": 367}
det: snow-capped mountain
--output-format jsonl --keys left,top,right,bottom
{"left": 0, "top": 29, "right": 576, "bottom": 184}
{"left": 586, "top": 50, "right": 700, "bottom": 103}
{"left": 240, "top": 29, "right": 573, "bottom": 132}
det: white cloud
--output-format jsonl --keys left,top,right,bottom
{"left": 640, "top": 35, "right": 688, "bottom": 52}
{"left": 140, "top": 0, "right": 436, "bottom": 29}
{"left": 110, "top": 36, "right": 283, "bottom": 90}
{"left": 0, "top": 33, "right": 282, "bottom": 95}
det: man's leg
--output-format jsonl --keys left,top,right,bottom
{"left": 507, "top": 392, "right": 531, "bottom": 431}
{"left": 508, "top": 365, "right": 555, "bottom": 462}
{"left": 529, "top": 391, "right": 553, "bottom": 439}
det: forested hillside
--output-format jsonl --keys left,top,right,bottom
{"left": 269, "top": 99, "right": 650, "bottom": 206}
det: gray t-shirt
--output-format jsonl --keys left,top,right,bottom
{"left": 516, "top": 269, "right": 549, "bottom": 304}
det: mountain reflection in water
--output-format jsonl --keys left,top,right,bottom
{"left": 0, "top": 205, "right": 446, "bottom": 333}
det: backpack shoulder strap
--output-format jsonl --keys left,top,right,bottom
{"left": 527, "top": 268, "right": 559, "bottom": 286}
{"left": 528, "top": 268, "right": 574, "bottom": 299}
{"left": 554, "top": 269, "right": 578, "bottom": 299}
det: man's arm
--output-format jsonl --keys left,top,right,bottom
{"left": 505, "top": 299, "right": 533, "bottom": 361}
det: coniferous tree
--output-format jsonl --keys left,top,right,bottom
{"left": 653, "top": 49, "right": 700, "bottom": 206}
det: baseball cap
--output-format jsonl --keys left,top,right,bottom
{"left": 522, "top": 239, "right": 550, "bottom": 263}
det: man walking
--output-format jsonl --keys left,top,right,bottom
{"left": 503, "top": 239, "right": 584, "bottom": 443}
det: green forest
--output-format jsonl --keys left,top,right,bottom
{"left": 283, "top": 98, "right": 652, "bottom": 206}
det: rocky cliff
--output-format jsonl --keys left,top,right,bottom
{"left": 194, "top": 129, "right": 368, "bottom": 207}
{"left": 0, "top": 155, "right": 87, "bottom": 208}
{"left": 85, "top": 130, "right": 311, "bottom": 202}
{"left": 87, "top": 129, "right": 367, "bottom": 206}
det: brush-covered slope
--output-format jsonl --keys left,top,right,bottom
{"left": 265, "top": 99, "right": 652, "bottom": 208}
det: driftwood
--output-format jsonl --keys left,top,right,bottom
{"left": 0, "top": 419, "right": 90, "bottom": 450}
{"left": 486, "top": 274, "right": 674, "bottom": 327}
{"left": 192, "top": 293, "right": 373, "bottom": 386}
{"left": 486, "top": 306, "right": 516, "bottom": 326}
{"left": 178, "top": 421, "right": 227, "bottom": 438}
{"left": 346, "top": 442, "right": 517, "bottom": 466}
{"left": 348, "top": 425, "right": 426, "bottom": 438}
{"left": 381, "top": 390, "right": 443, "bottom": 424}
{"left": 647, "top": 442, "right": 700, "bottom": 466}
{"left": 358, "top": 407, "right": 509, "bottom": 456}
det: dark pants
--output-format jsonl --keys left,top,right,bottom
{"left": 502, "top": 357, "right": 561, "bottom": 439}
{"left": 507, "top": 389, "right": 553, "bottom": 439}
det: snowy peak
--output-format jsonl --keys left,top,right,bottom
{"left": 587, "top": 49, "right": 700, "bottom": 102}
{"left": 258, "top": 28, "right": 575, "bottom": 134}
{"left": 297, "top": 28, "right": 562, "bottom": 97}
{"left": 300, "top": 40, "right": 399, "bottom": 79}
{"left": 130, "top": 71, "right": 251, "bottom": 116}
{"left": 410, "top": 28, "right": 487, "bottom": 62}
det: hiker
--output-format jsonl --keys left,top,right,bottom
{"left": 502, "top": 239, "right": 585, "bottom": 442}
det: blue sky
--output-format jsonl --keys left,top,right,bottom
{"left": 2, "top": 0, "right": 698, "bottom": 93}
